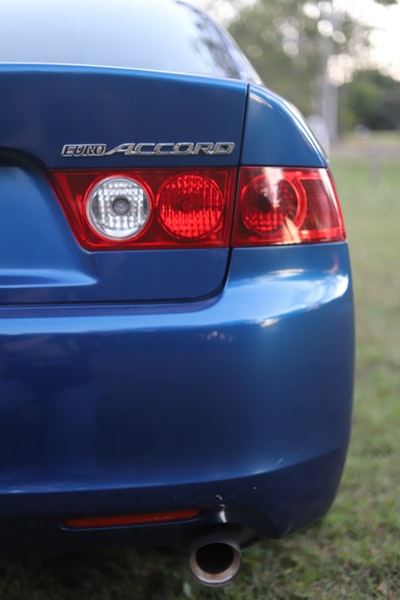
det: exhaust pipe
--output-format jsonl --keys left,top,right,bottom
{"left": 189, "top": 533, "right": 242, "bottom": 587}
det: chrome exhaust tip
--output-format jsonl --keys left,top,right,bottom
{"left": 189, "top": 534, "right": 242, "bottom": 587}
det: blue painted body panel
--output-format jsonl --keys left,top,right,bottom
{"left": 0, "top": 65, "right": 325, "bottom": 169}
{"left": 0, "top": 65, "right": 246, "bottom": 169}
{"left": 0, "top": 243, "right": 354, "bottom": 540}
{"left": 242, "top": 85, "right": 327, "bottom": 167}
{"left": 0, "top": 1, "right": 354, "bottom": 551}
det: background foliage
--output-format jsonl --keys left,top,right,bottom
{"left": 206, "top": 0, "right": 400, "bottom": 133}
{"left": 341, "top": 70, "right": 400, "bottom": 130}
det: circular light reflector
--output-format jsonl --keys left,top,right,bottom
{"left": 86, "top": 176, "right": 151, "bottom": 240}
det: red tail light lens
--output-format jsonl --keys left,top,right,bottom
{"left": 233, "top": 167, "right": 345, "bottom": 246}
{"left": 50, "top": 166, "right": 345, "bottom": 250}
{"left": 158, "top": 173, "right": 224, "bottom": 240}
{"left": 50, "top": 168, "right": 236, "bottom": 250}
{"left": 65, "top": 509, "right": 202, "bottom": 529}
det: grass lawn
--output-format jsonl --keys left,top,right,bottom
{"left": 0, "top": 142, "right": 399, "bottom": 599}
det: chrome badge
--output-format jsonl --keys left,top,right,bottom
{"left": 61, "top": 142, "right": 236, "bottom": 158}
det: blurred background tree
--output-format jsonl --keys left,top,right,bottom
{"left": 228, "top": 2, "right": 358, "bottom": 114}
{"left": 202, "top": 0, "right": 400, "bottom": 139}
{"left": 342, "top": 69, "right": 400, "bottom": 130}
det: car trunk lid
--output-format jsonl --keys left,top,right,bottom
{"left": 0, "top": 65, "right": 247, "bottom": 304}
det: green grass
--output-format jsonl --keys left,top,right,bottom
{"left": 0, "top": 142, "right": 399, "bottom": 599}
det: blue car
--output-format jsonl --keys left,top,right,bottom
{"left": 0, "top": 0, "right": 354, "bottom": 587}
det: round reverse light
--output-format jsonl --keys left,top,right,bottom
{"left": 86, "top": 176, "right": 151, "bottom": 240}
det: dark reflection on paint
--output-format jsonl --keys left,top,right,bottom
{"left": 0, "top": 0, "right": 258, "bottom": 81}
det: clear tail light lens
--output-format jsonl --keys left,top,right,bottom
{"left": 86, "top": 176, "right": 151, "bottom": 240}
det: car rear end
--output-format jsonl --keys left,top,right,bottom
{"left": 0, "top": 0, "right": 354, "bottom": 586}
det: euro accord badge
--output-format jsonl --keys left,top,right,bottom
{"left": 61, "top": 142, "right": 236, "bottom": 158}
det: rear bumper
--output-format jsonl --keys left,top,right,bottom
{"left": 0, "top": 243, "right": 354, "bottom": 549}
{"left": 0, "top": 449, "right": 346, "bottom": 552}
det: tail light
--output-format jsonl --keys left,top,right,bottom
{"left": 51, "top": 168, "right": 236, "bottom": 250}
{"left": 232, "top": 167, "right": 345, "bottom": 246}
{"left": 50, "top": 166, "right": 345, "bottom": 250}
{"left": 158, "top": 173, "right": 225, "bottom": 240}
{"left": 86, "top": 175, "right": 152, "bottom": 240}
